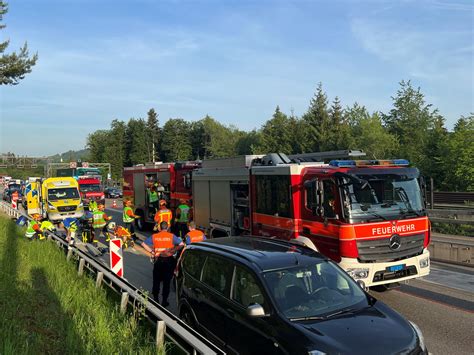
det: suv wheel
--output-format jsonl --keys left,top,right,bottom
{"left": 180, "top": 307, "right": 197, "bottom": 328}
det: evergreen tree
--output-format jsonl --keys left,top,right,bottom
{"left": 382, "top": 80, "right": 437, "bottom": 170}
{"left": 302, "top": 83, "right": 331, "bottom": 152}
{"left": 126, "top": 118, "right": 149, "bottom": 165}
{"left": 235, "top": 130, "right": 262, "bottom": 155}
{"left": 104, "top": 120, "right": 126, "bottom": 178}
{"left": 423, "top": 115, "right": 449, "bottom": 189}
{"left": 288, "top": 111, "right": 307, "bottom": 154}
{"left": 161, "top": 119, "right": 192, "bottom": 161}
{"left": 146, "top": 108, "right": 160, "bottom": 162}
{"left": 329, "top": 96, "right": 353, "bottom": 150}
{"left": 0, "top": 1, "right": 37, "bottom": 85}
{"left": 259, "top": 106, "right": 293, "bottom": 154}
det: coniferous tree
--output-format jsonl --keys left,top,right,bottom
{"left": 259, "top": 106, "right": 293, "bottom": 154}
{"left": 161, "top": 119, "right": 192, "bottom": 161}
{"left": 104, "top": 120, "right": 126, "bottom": 178}
{"left": 423, "top": 115, "right": 449, "bottom": 189}
{"left": 329, "top": 96, "right": 353, "bottom": 150}
{"left": 126, "top": 118, "right": 149, "bottom": 165}
{"left": 382, "top": 80, "right": 437, "bottom": 169}
{"left": 302, "top": 83, "right": 331, "bottom": 152}
{"left": 0, "top": 1, "right": 37, "bottom": 85}
{"left": 146, "top": 108, "right": 160, "bottom": 162}
{"left": 86, "top": 130, "right": 109, "bottom": 162}
{"left": 288, "top": 110, "right": 307, "bottom": 154}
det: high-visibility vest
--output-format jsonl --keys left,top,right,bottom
{"left": 154, "top": 208, "right": 172, "bottom": 224}
{"left": 40, "top": 220, "right": 55, "bottom": 231}
{"left": 152, "top": 231, "right": 174, "bottom": 252}
{"left": 148, "top": 190, "right": 159, "bottom": 203}
{"left": 123, "top": 207, "right": 134, "bottom": 223}
{"left": 25, "top": 220, "right": 38, "bottom": 238}
{"left": 177, "top": 204, "right": 190, "bottom": 223}
{"left": 186, "top": 229, "right": 205, "bottom": 244}
{"left": 93, "top": 211, "right": 107, "bottom": 228}
{"left": 89, "top": 201, "right": 98, "bottom": 212}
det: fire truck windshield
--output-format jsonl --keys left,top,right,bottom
{"left": 341, "top": 173, "right": 424, "bottom": 222}
{"left": 79, "top": 184, "right": 101, "bottom": 192}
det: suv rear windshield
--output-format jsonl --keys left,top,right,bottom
{"left": 263, "top": 260, "right": 366, "bottom": 320}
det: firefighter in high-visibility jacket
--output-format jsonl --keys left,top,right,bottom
{"left": 93, "top": 203, "right": 112, "bottom": 244}
{"left": 141, "top": 221, "right": 183, "bottom": 307}
{"left": 123, "top": 199, "right": 140, "bottom": 241}
{"left": 175, "top": 199, "right": 190, "bottom": 238}
{"left": 39, "top": 219, "right": 56, "bottom": 240}
{"left": 153, "top": 200, "right": 172, "bottom": 231}
{"left": 184, "top": 221, "right": 206, "bottom": 245}
{"left": 25, "top": 214, "right": 42, "bottom": 240}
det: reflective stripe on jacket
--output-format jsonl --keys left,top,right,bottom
{"left": 154, "top": 209, "right": 172, "bottom": 224}
{"left": 177, "top": 204, "right": 190, "bottom": 223}
{"left": 25, "top": 220, "right": 39, "bottom": 238}
{"left": 123, "top": 206, "right": 134, "bottom": 223}
{"left": 93, "top": 211, "right": 107, "bottom": 228}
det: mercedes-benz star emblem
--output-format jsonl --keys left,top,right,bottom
{"left": 389, "top": 234, "right": 402, "bottom": 251}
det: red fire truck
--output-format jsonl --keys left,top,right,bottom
{"left": 122, "top": 161, "right": 201, "bottom": 230}
{"left": 192, "top": 151, "right": 430, "bottom": 288}
{"left": 77, "top": 177, "right": 105, "bottom": 209}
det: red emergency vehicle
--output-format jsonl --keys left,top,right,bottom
{"left": 77, "top": 177, "right": 105, "bottom": 209}
{"left": 192, "top": 151, "right": 431, "bottom": 288}
{"left": 122, "top": 161, "right": 201, "bottom": 230}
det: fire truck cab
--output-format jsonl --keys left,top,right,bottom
{"left": 123, "top": 161, "right": 201, "bottom": 230}
{"left": 192, "top": 151, "right": 431, "bottom": 288}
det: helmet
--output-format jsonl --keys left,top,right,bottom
{"left": 159, "top": 199, "right": 167, "bottom": 206}
{"left": 107, "top": 222, "right": 116, "bottom": 232}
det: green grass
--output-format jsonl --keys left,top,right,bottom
{"left": 0, "top": 215, "right": 165, "bottom": 354}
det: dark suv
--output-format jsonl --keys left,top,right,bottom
{"left": 176, "top": 237, "right": 427, "bottom": 355}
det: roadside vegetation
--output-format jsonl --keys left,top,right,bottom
{"left": 0, "top": 215, "right": 163, "bottom": 354}
{"left": 431, "top": 222, "right": 473, "bottom": 237}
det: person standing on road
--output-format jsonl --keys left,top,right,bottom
{"left": 62, "top": 217, "right": 78, "bottom": 246}
{"left": 141, "top": 221, "right": 184, "bottom": 307}
{"left": 93, "top": 203, "right": 112, "bottom": 244}
{"left": 175, "top": 199, "right": 190, "bottom": 239}
{"left": 123, "top": 199, "right": 139, "bottom": 242}
{"left": 153, "top": 200, "right": 172, "bottom": 231}
{"left": 184, "top": 221, "right": 206, "bottom": 245}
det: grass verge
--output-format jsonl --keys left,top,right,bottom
{"left": 0, "top": 215, "right": 164, "bottom": 354}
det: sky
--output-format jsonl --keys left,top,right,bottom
{"left": 0, "top": 0, "right": 473, "bottom": 156}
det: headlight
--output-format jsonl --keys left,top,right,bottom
{"left": 419, "top": 257, "right": 429, "bottom": 268}
{"left": 78, "top": 202, "right": 83, "bottom": 208}
{"left": 308, "top": 351, "right": 326, "bottom": 355}
{"left": 409, "top": 321, "right": 426, "bottom": 351}
{"left": 346, "top": 268, "right": 369, "bottom": 280}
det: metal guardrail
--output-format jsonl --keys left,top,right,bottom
{"left": 0, "top": 201, "right": 224, "bottom": 355}
{"left": 427, "top": 209, "right": 474, "bottom": 225}
{"left": 433, "top": 191, "right": 474, "bottom": 206}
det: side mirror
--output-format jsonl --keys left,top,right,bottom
{"left": 246, "top": 304, "right": 265, "bottom": 317}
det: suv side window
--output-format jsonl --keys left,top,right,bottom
{"left": 232, "top": 265, "right": 266, "bottom": 309}
{"left": 202, "top": 255, "right": 234, "bottom": 297}
{"left": 182, "top": 251, "right": 206, "bottom": 280}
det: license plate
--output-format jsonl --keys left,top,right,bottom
{"left": 388, "top": 264, "right": 405, "bottom": 272}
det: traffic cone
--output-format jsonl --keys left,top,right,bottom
{"left": 112, "top": 200, "right": 117, "bottom": 208}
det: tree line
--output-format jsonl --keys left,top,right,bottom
{"left": 87, "top": 81, "right": 473, "bottom": 192}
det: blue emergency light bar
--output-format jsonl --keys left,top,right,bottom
{"left": 329, "top": 159, "right": 410, "bottom": 167}
{"left": 329, "top": 160, "right": 356, "bottom": 167}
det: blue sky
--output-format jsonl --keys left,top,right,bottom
{"left": 1, "top": 0, "right": 473, "bottom": 156}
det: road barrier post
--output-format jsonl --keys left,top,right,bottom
{"left": 156, "top": 320, "right": 166, "bottom": 348}
{"left": 96, "top": 271, "right": 104, "bottom": 288}
{"left": 78, "top": 258, "right": 85, "bottom": 276}
{"left": 110, "top": 239, "right": 123, "bottom": 277}
{"left": 120, "top": 292, "right": 129, "bottom": 314}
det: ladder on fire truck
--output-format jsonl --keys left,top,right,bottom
{"left": 252, "top": 150, "right": 366, "bottom": 166}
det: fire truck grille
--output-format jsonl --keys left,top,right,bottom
{"left": 58, "top": 205, "right": 77, "bottom": 212}
{"left": 357, "top": 233, "right": 425, "bottom": 262}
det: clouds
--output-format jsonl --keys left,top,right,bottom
{"left": 1, "top": 0, "right": 473, "bottom": 155}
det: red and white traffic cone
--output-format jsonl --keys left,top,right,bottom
{"left": 112, "top": 200, "right": 117, "bottom": 208}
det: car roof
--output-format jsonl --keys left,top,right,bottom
{"left": 187, "top": 236, "right": 326, "bottom": 272}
